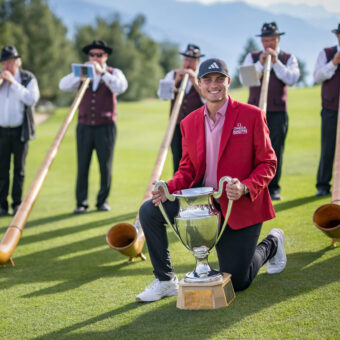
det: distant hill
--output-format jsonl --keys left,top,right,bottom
{"left": 48, "top": 0, "right": 340, "bottom": 84}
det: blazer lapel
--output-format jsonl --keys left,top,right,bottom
{"left": 195, "top": 106, "right": 206, "bottom": 180}
{"left": 218, "top": 96, "right": 239, "bottom": 163}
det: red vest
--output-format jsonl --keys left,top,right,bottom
{"left": 321, "top": 46, "right": 340, "bottom": 111}
{"left": 78, "top": 67, "right": 117, "bottom": 125}
{"left": 248, "top": 51, "right": 291, "bottom": 112}
{"left": 170, "top": 77, "right": 203, "bottom": 124}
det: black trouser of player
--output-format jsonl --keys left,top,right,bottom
{"left": 76, "top": 123, "right": 116, "bottom": 208}
{"left": 316, "top": 107, "right": 337, "bottom": 192}
{"left": 170, "top": 124, "right": 182, "bottom": 174}
{"left": 139, "top": 199, "right": 278, "bottom": 291}
{"left": 266, "top": 111, "right": 288, "bottom": 194}
{"left": 0, "top": 126, "right": 28, "bottom": 212}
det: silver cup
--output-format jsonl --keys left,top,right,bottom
{"left": 154, "top": 176, "right": 233, "bottom": 282}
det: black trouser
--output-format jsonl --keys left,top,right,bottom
{"left": 76, "top": 123, "right": 116, "bottom": 208}
{"left": 0, "top": 126, "right": 28, "bottom": 211}
{"left": 266, "top": 111, "right": 288, "bottom": 194}
{"left": 316, "top": 107, "right": 337, "bottom": 192}
{"left": 170, "top": 124, "right": 182, "bottom": 174}
{"left": 139, "top": 199, "right": 278, "bottom": 291}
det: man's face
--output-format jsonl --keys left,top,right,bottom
{"left": 182, "top": 56, "right": 199, "bottom": 71}
{"left": 261, "top": 35, "right": 280, "bottom": 51}
{"left": 88, "top": 48, "right": 108, "bottom": 67}
{"left": 337, "top": 33, "right": 340, "bottom": 46}
{"left": 1, "top": 58, "right": 19, "bottom": 75}
{"left": 198, "top": 73, "right": 230, "bottom": 103}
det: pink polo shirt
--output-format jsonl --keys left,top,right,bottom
{"left": 203, "top": 98, "right": 229, "bottom": 189}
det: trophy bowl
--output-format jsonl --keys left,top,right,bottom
{"left": 155, "top": 176, "right": 233, "bottom": 283}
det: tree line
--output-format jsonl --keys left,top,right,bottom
{"left": 0, "top": 0, "right": 307, "bottom": 105}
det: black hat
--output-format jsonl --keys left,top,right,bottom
{"left": 179, "top": 43, "right": 204, "bottom": 59}
{"left": 0, "top": 45, "right": 20, "bottom": 62}
{"left": 331, "top": 23, "right": 340, "bottom": 34}
{"left": 198, "top": 58, "right": 229, "bottom": 79}
{"left": 82, "top": 40, "right": 112, "bottom": 55}
{"left": 256, "top": 22, "right": 285, "bottom": 37}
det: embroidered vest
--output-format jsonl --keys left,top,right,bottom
{"left": 321, "top": 46, "right": 340, "bottom": 111}
{"left": 78, "top": 67, "right": 117, "bottom": 125}
{"left": 248, "top": 51, "right": 291, "bottom": 112}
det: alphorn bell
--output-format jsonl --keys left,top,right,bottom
{"left": 106, "top": 73, "right": 190, "bottom": 261}
{"left": 259, "top": 54, "right": 272, "bottom": 112}
{"left": 313, "top": 91, "right": 340, "bottom": 247}
{"left": 0, "top": 76, "right": 91, "bottom": 266}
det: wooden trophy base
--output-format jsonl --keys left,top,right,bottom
{"left": 176, "top": 273, "right": 235, "bottom": 310}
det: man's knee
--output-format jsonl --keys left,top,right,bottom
{"left": 139, "top": 199, "right": 157, "bottom": 229}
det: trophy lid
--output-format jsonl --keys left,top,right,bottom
{"left": 172, "top": 187, "right": 214, "bottom": 197}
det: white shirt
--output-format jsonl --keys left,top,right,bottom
{"left": 240, "top": 48, "right": 300, "bottom": 86}
{"left": 59, "top": 65, "right": 128, "bottom": 94}
{"left": 0, "top": 70, "right": 40, "bottom": 128}
{"left": 313, "top": 45, "right": 339, "bottom": 84}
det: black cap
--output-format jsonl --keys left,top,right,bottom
{"left": 256, "top": 22, "right": 285, "bottom": 37}
{"left": 82, "top": 40, "right": 112, "bottom": 55}
{"left": 332, "top": 23, "right": 340, "bottom": 34}
{"left": 179, "top": 43, "right": 204, "bottom": 59}
{"left": 0, "top": 45, "right": 20, "bottom": 62}
{"left": 198, "top": 58, "right": 229, "bottom": 79}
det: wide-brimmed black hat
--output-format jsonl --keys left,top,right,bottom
{"left": 82, "top": 40, "right": 112, "bottom": 55}
{"left": 198, "top": 58, "right": 229, "bottom": 79}
{"left": 256, "top": 22, "right": 285, "bottom": 37}
{"left": 331, "top": 23, "right": 340, "bottom": 34}
{"left": 0, "top": 45, "right": 20, "bottom": 62}
{"left": 180, "top": 44, "right": 204, "bottom": 59}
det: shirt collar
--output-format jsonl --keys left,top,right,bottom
{"left": 204, "top": 97, "right": 229, "bottom": 118}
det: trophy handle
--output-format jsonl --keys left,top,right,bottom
{"left": 212, "top": 176, "right": 234, "bottom": 244}
{"left": 154, "top": 181, "right": 190, "bottom": 250}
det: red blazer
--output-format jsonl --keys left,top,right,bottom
{"left": 167, "top": 96, "right": 277, "bottom": 229}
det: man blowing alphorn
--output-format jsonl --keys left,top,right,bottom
{"left": 314, "top": 23, "right": 340, "bottom": 197}
{"left": 240, "top": 22, "right": 300, "bottom": 201}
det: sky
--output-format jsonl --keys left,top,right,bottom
{"left": 179, "top": 0, "right": 340, "bottom": 14}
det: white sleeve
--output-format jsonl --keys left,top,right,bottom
{"left": 10, "top": 77, "right": 40, "bottom": 106}
{"left": 313, "top": 49, "right": 337, "bottom": 83}
{"left": 272, "top": 54, "right": 300, "bottom": 86}
{"left": 59, "top": 72, "right": 81, "bottom": 92}
{"left": 239, "top": 53, "right": 263, "bottom": 86}
{"left": 102, "top": 68, "right": 128, "bottom": 95}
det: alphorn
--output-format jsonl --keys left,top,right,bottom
{"left": 313, "top": 91, "right": 340, "bottom": 247}
{"left": 258, "top": 54, "right": 272, "bottom": 112}
{"left": 106, "top": 73, "right": 190, "bottom": 261}
{"left": 0, "top": 77, "right": 91, "bottom": 266}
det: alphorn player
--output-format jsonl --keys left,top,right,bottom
{"left": 240, "top": 22, "right": 300, "bottom": 201}
{"left": 0, "top": 45, "right": 40, "bottom": 217}
{"left": 157, "top": 43, "right": 204, "bottom": 173}
{"left": 59, "top": 40, "right": 128, "bottom": 214}
{"left": 314, "top": 23, "right": 340, "bottom": 197}
{"left": 136, "top": 58, "right": 286, "bottom": 302}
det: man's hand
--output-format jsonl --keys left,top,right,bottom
{"left": 86, "top": 61, "right": 105, "bottom": 75}
{"left": 332, "top": 51, "right": 340, "bottom": 66}
{"left": 0, "top": 70, "right": 15, "bottom": 84}
{"left": 226, "top": 178, "right": 246, "bottom": 201}
{"left": 259, "top": 49, "right": 278, "bottom": 65}
{"left": 151, "top": 185, "right": 167, "bottom": 206}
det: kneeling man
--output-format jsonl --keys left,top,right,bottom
{"left": 137, "top": 58, "right": 287, "bottom": 302}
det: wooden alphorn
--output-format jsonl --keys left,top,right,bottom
{"left": 0, "top": 77, "right": 91, "bottom": 266}
{"left": 106, "top": 73, "right": 190, "bottom": 261}
{"left": 313, "top": 91, "right": 340, "bottom": 247}
{"left": 258, "top": 54, "right": 272, "bottom": 112}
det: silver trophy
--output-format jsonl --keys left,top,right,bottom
{"left": 154, "top": 176, "right": 233, "bottom": 283}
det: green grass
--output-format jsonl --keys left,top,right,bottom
{"left": 0, "top": 86, "right": 339, "bottom": 339}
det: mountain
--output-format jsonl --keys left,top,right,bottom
{"left": 48, "top": 0, "right": 340, "bottom": 84}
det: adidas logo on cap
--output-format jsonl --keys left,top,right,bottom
{"left": 208, "top": 62, "right": 220, "bottom": 70}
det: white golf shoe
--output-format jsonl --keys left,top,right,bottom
{"left": 136, "top": 276, "right": 179, "bottom": 302}
{"left": 267, "top": 228, "right": 287, "bottom": 274}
